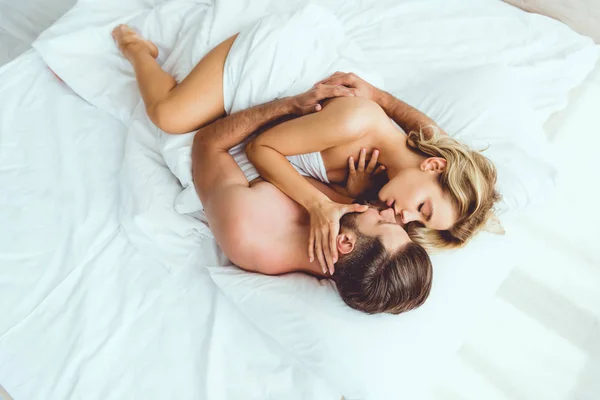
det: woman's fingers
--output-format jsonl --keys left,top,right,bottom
{"left": 321, "top": 226, "right": 335, "bottom": 275}
{"left": 348, "top": 203, "right": 369, "bottom": 214}
{"left": 314, "top": 230, "right": 326, "bottom": 274}
{"left": 374, "top": 165, "right": 387, "bottom": 175}
{"left": 329, "top": 223, "right": 338, "bottom": 275}
{"left": 366, "top": 149, "right": 379, "bottom": 174}
{"left": 348, "top": 156, "right": 356, "bottom": 174}
{"left": 358, "top": 148, "right": 366, "bottom": 171}
{"left": 308, "top": 227, "right": 315, "bottom": 263}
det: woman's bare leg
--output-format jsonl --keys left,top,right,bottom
{"left": 112, "top": 25, "right": 236, "bottom": 134}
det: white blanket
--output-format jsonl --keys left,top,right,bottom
{"left": 0, "top": 52, "right": 337, "bottom": 400}
{"left": 2, "top": 0, "right": 598, "bottom": 399}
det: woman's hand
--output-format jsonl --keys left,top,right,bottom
{"left": 345, "top": 148, "right": 386, "bottom": 198}
{"left": 308, "top": 200, "right": 369, "bottom": 276}
{"left": 290, "top": 84, "right": 355, "bottom": 116}
{"left": 315, "top": 72, "right": 380, "bottom": 102}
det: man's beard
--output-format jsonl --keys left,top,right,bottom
{"left": 340, "top": 212, "right": 360, "bottom": 232}
{"left": 340, "top": 202, "right": 384, "bottom": 232}
{"left": 341, "top": 199, "right": 392, "bottom": 233}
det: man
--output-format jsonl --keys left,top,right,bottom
{"left": 191, "top": 85, "right": 433, "bottom": 314}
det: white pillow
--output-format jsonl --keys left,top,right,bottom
{"left": 340, "top": 0, "right": 599, "bottom": 125}
{"left": 393, "top": 66, "right": 558, "bottom": 214}
{"left": 207, "top": 226, "right": 521, "bottom": 399}
{"left": 503, "top": 0, "right": 600, "bottom": 43}
{"left": 33, "top": 0, "right": 600, "bottom": 126}
{"left": 33, "top": 0, "right": 598, "bottom": 215}
{"left": 33, "top": 0, "right": 217, "bottom": 123}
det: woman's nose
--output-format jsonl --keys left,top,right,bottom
{"left": 400, "top": 209, "right": 420, "bottom": 224}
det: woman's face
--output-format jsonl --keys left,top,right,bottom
{"left": 378, "top": 158, "right": 457, "bottom": 230}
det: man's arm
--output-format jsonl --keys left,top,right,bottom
{"left": 317, "top": 72, "right": 447, "bottom": 138}
{"left": 374, "top": 90, "right": 445, "bottom": 137}
{"left": 191, "top": 84, "right": 356, "bottom": 211}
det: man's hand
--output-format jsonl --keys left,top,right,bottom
{"left": 290, "top": 84, "right": 356, "bottom": 116}
{"left": 318, "top": 71, "right": 447, "bottom": 138}
{"left": 315, "top": 72, "right": 381, "bottom": 102}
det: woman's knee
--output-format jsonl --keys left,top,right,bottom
{"left": 146, "top": 100, "right": 187, "bottom": 134}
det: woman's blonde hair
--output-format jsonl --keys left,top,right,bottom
{"left": 405, "top": 127, "right": 500, "bottom": 251}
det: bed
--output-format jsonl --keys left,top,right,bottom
{"left": 1, "top": 1, "right": 598, "bottom": 399}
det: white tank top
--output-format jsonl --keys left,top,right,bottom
{"left": 228, "top": 139, "right": 330, "bottom": 184}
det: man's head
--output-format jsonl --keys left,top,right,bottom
{"left": 331, "top": 207, "right": 433, "bottom": 314}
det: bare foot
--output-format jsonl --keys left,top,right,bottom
{"left": 112, "top": 24, "right": 159, "bottom": 61}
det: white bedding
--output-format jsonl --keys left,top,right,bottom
{"left": 1, "top": 0, "right": 599, "bottom": 399}
{"left": 0, "top": 52, "right": 337, "bottom": 400}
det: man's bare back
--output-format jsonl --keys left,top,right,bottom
{"left": 226, "top": 177, "right": 352, "bottom": 276}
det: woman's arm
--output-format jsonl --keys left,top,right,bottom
{"left": 246, "top": 96, "right": 378, "bottom": 274}
{"left": 246, "top": 96, "right": 377, "bottom": 211}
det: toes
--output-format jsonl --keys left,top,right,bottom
{"left": 112, "top": 24, "right": 132, "bottom": 38}
{"left": 146, "top": 41, "right": 159, "bottom": 58}
{"left": 111, "top": 24, "right": 158, "bottom": 58}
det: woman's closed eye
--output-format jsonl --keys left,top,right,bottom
{"left": 419, "top": 201, "right": 433, "bottom": 222}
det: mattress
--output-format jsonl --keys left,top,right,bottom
{"left": 0, "top": 51, "right": 337, "bottom": 400}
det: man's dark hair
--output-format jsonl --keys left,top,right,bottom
{"left": 331, "top": 213, "right": 433, "bottom": 314}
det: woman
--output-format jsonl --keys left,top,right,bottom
{"left": 112, "top": 25, "right": 499, "bottom": 275}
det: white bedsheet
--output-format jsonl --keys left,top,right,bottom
{"left": 0, "top": 52, "right": 337, "bottom": 400}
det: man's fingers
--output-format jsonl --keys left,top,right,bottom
{"left": 315, "top": 71, "right": 344, "bottom": 86}
{"left": 314, "top": 104, "right": 322, "bottom": 112}
{"left": 374, "top": 165, "right": 387, "bottom": 175}
{"left": 325, "top": 74, "right": 353, "bottom": 87}
{"left": 366, "top": 149, "right": 379, "bottom": 174}
{"left": 331, "top": 85, "right": 354, "bottom": 98}
{"left": 314, "top": 84, "right": 353, "bottom": 101}
{"left": 357, "top": 148, "right": 366, "bottom": 171}
{"left": 348, "top": 156, "right": 356, "bottom": 174}
{"left": 316, "top": 72, "right": 360, "bottom": 89}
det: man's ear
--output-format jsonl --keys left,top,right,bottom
{"left": 421, "top": 157, "right": 446, "bottom": 173}
{"left": 336, "top": 232, "right": 357, "bottom": 255}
